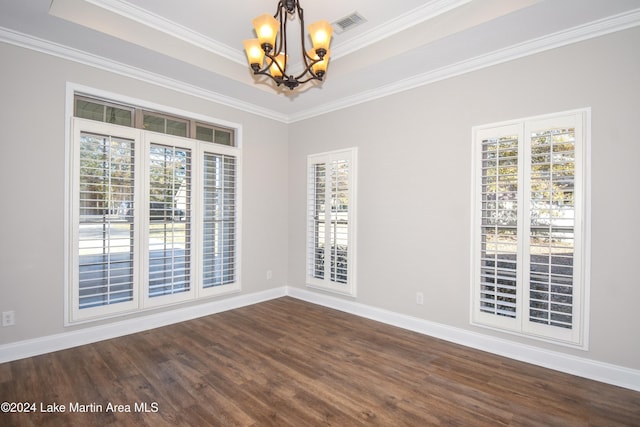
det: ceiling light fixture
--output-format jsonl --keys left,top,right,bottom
{"left": 243, "top": 0, "right": 333, "bottom": 91}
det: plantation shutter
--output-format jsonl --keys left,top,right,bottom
{"left": 71, "top": 119, "right": 141, "bottom": 320}
{"left": 329, "top": 158, "right": 350, "bottom": 284}
{"left": 308, "top": 162, "right": 326, "bottom": 281}
{"left": 523, "top": 114, "right": 584, "bottom": 343}
{"left": 306, "top": 148, "right": 357, "bottom": 297}
{"left": 476, "top": 124, "right": 523, "bottom": 330}
{"left": 70, "top": 114, "right": 241, "bottom": 323}
{"left": 480, "top": 132, "right": 520, "bottom": 317}
{"left": 202, "top": 152, "right": 237, "bottom": 288}
{"left": 147, "top": 142, "right": 192, "bottom": 300}
{"left": 78, "top": 132, "right": 136, "bottom": 309}
{"left": 472, "top": 111, "right": 587, "bottom": 346}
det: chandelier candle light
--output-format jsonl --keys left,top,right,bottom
{"left": 243, "top": 0, "right": 333, "bottom": 90}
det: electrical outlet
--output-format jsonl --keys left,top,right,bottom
{"left": 416, "top": 292, "right": 424, "bottom": 305}
{"left": 2, "top": 310, "right": 15, "bottom": 327}
{"left": 266, "top": 270, "right": 273, "bottom": 280}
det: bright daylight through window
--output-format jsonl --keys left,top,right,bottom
{"left": 306, "top": 148, "right": 357, "bottom": 297}
{"left": 471, "top": 109, "right": 589, "bottom": 347}
{"left": 68, "top": 96, "right": 240, "bottom": 323}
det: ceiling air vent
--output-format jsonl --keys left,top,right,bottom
{"left": 333, "top": 12, "right": 367, "bottom": 34}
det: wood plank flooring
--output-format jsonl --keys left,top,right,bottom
{"left": 1, "top": 297, "right": 639, "bottom": 426}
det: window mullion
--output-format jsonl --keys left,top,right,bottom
{"left": 138, "top": 130, "right": 150, "bottom": 308}
{"left": 519, "top": 123, "right": 530, "bottom": 331}
{"left": 323, "top": 160, "right": 333, "bottom": 282}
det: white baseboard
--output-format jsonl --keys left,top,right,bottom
{"left": 0, "top": 287, "right": 287, "bottom": 364}
{"left": 2, "top": 285, "right": 638, "bottom": 393}
{"left": 286, "top": 287, "right": 640, "bottom": 392}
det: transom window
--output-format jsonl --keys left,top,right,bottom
{"left": 74, "top": 94, "right": 235, "bottom": 146}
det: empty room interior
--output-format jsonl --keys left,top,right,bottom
{"left": 1, "top": 0, "right": 640, "bottom": 425}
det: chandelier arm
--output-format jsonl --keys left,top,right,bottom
{"left": 274, "top": 2, "right": 285, "bottom": 57}
{"left": 252, "top": 67, "right": 284, "bottom": 87}
{"left": 263, "top": 51, "right": 288, "bottom": 79}
{"left": 281, "top": 6, "right": 288, "bottom": 73}
{"left": 296, "top": 2, "right": 311, "bottom": 70}
{"left": 293, "top": 60, "right": 322, "bottom": 81}
{"left": 294, "top": 70, "right": 325, "bottom": 85}
{"left": 253, "top": 53, "right": 321, "bottom": 86}
{"left": 293, "top": 1, "right": 323, "bottom": 82}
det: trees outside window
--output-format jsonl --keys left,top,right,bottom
{"left": 69, "top": 117, "right": 240, "bottom": 323}
{"left": 471, "top": 110, "right": 589, "bottom": 347}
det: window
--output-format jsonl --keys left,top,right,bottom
{"left": 306, "top": 148, "right": 357, "bottom": 296}
{"left": 196, "top": 123, "right": 234, "bottom": 146}
{"left": 202, "top": 152, "right": 237, "bottom": 289}
{"left": 74, "top": 94, "right": 235, "bottom": 146}
{"left": 471, "top": 109, "right": 589, "bottom": 347}
{"left": 143, "top": 112, "right": 188, "bottom": 137}
{"left": 76, "top": 128, "right": 137, "bottom": 314}
{"left": 69, "top": 116, "right": 240, "bottom": 323}
{"left": 145, "top": 134, "right": 194, "bottom": 307}
{"left": 75, "top": 96, "right": 134, "bottom": 127}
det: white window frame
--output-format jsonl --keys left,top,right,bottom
{"left": 69, "top": 120, "right": 142, "bottom": 321}
{"left": 197, "top": 144, "right": 241, "bottom": 299}
{"left": 306, "top": 148, "right": 358, "bottom": 297}
{"left": 470, "top": 109, "right": 590, "bottom": 349}
{"left": 141, "top": 132, "right": 197, "bottom": 308}
{"left": 67, "top": 110, "right": 241, "bottom": 324}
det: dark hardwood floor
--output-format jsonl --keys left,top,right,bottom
{"left": 1, "top": 297, "right": 639, "bottom": 426}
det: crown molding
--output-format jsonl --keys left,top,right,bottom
{"left": 83, "top": 0, "right": 471, "bottom": 65}
{"left": 331, "top": 0, "right": 471, "bottom": 61}
{"left": 81, "top": 0, "right": 471, "bottom": 86}
{"left": 0, "top": 27, "right": 289, "bottom": 123}
{"left": 84, "top": 0, "right": 246, "bottom": 65}
{"left": 1, "top": 7, "right": 639, "bottom": 124}
{"left": 288, "top": 7, "right": 640, "bottom": 123}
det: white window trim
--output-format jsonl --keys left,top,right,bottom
{"left": 306, "top": 147, "right": 358, "bottom": 297}
{"left": 196, "top": 143, "right": 242, "bottom": 299}
{"left": 470, "top": 108, "right": 591, "bottom": 349}
{"left": 65, "top": 84, "right": 242, "bottom": 325}
{"left": 68, "top": 120, "right": 142, "bottom": 322}
{"left": 141, "top": 131, "right": 198, "bottom": 309}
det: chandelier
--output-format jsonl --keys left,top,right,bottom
{"left": 243, "top": 0, "right": 333, "bottom": 90}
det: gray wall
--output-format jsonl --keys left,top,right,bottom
{"left": 1, "top": 26, "right": 639, "bottom": 373}
{"left": 288, "top": 27, "right": 640, "bottom": 370}
{"left": 0, "top": 42, "right": 289, "bottom": 343}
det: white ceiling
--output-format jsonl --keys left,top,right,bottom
{"left": 1, "top": 0, "right": 639, "bottom": 122}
